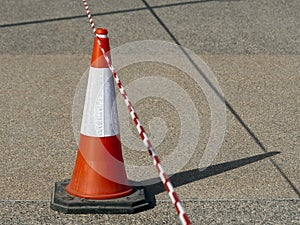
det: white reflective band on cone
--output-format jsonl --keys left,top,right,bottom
{"left": 81, "top": 67, "right": 120, "bottom": 137}
{"left": 96, "top": 34, "right": 108, "bottom": 39}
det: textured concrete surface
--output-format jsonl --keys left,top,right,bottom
{"left": 1, "top": 0, "right": 299, "bottom": 224}
{"left": 0, "top": 200, "right": 299, "bottom": 224}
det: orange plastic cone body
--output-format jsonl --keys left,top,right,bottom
{"left": 66, "top": 28, "right": 133, "bottom": 199}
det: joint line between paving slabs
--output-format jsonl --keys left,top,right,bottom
{"left": 140, "top": 0, "right": 300, "bottom": 198}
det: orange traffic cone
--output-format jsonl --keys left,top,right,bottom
{"left": 51, "top": 28, "right": 150, "bottom": 214}
{"left": 66, "top": 28, "right": 132, "bottom": 199}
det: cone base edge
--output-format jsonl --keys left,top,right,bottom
{"left": 50, "top": 179, "right": 153, "bottom": 214}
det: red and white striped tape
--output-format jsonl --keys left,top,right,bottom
{"left": 82, "top": 1, "right": 191, "bottom": 224}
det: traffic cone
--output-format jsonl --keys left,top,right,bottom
{"left": 66, "top": 28, "right": 132, "bottom": 199}
{"left": 51, "top": 28, "right": 150, "bottom": 214}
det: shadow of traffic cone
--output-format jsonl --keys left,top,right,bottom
{"left": 50, "top": 28, "right": 150, "bottom": 214}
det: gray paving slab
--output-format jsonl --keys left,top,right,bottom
{"left": 0, "top": 10, "right": 172, "bottom": 55}
{"left": 0, "top": 55, "right": 89, "bottom": 200}
{"left": 117, "top": 55, "right": 300, "bottom": 200}
{"left": 201, "top": 55, "right": 300, "bottom": 192}
{"left": 0, "top": 0, "right": 145, "bottom": 24}
{"left": 0, "top": 200, "right": 299, "bottom": 224}
{"left": 146, "top": 0, "right": 300, "bottom": 54}
{"left": 0, "top": 55, "right": 299, "bottom": 202}
{"left": 2, "top": 0, "right": 299, "bottom": 55}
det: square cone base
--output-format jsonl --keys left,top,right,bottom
{"left": 50, "top": 179, "right": 152, "bottom": 214}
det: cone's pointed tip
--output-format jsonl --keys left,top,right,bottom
{"left": 96, "top": 28, "right": 108, "bottom": 35}
{"left": 91, "top": 28, "right": 111, "bottom": 67}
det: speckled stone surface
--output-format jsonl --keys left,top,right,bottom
{"left": 1, "top": 0, "right": 299, "bottom": 224}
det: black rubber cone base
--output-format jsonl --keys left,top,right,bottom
{"left": 50, "top": 179, "right": 151, "bottom": 214}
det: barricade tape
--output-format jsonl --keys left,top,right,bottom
{"left": 82, "top": 1, "right": 191, "bottom": 224}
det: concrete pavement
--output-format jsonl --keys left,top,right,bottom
{"left": 1, "top": 0, "right": 299, "bottom": 224}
